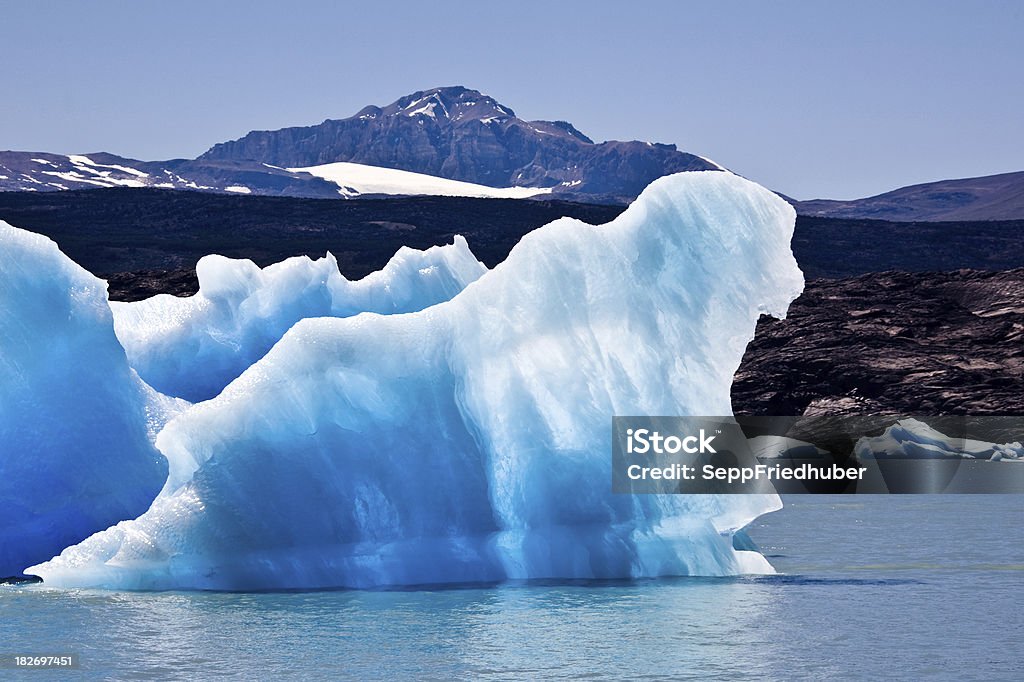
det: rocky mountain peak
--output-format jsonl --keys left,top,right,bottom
{"left": 374, "top": 86, "right": 518, "bottom": 126}
{"left": 195, "top": 85, "right": 715, "bottom": 198}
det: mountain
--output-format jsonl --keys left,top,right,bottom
{"left": 0, "top": 86, "right": 717, "bottom": 203}
{"left": 794, "top": 171, "right": 1024, "bottom": 222}
{"left": 200, "top": 86, "right": 716, "bottom": 200}
{"left": 7, "top": 85, "right": 1018, "bottom": 214}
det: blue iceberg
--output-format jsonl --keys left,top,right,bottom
{"left": 29, "top": 171, "right": 803, "bottom": 590}
{"left": 0, "top": 223, "right": 185, "bottom": 577}
{"left": 111, "top": 239, "right": 486, "bottom": 402}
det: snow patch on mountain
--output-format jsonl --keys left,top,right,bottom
{"left": 290, "top": 161, "right": 553, "bottom": 199}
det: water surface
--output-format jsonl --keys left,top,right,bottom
{"left": 2, "top": 496, "right": 1021, "bottom": 680}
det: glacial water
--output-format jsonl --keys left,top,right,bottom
{"left": 2, "top": 495, "right": 1021, "bottom": 680}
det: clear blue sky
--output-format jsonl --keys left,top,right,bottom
{"left": 1, "top": 0, "right": 1020, "bottom": 199}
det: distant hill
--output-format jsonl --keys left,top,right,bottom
{"left": 794, "top": 171, "right": 1024, "bottom": 221}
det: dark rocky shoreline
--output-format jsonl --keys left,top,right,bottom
{"left": 732, "top": 268, "right": 1024, "bottom": 416}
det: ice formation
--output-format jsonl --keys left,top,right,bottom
{"left": 112, "top": 238, "right": 485, "bottom": 402}
{"left": 0, "top": 222, "right": 185, "bottom": 577}
{"left": 856, "top": 418, "right": 1024, "bottom": 461}
{"left": 30, "top": 172, "right": 803, "bottom": 590}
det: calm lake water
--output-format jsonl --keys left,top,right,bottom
{"left": 2, "top": 495, "right": 1021, "bottom": 680}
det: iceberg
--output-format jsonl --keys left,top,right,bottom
{"left": 30, "top": 171, "right": 804, "bottom": 590}
{"left": 856, "top": 418, "right": 1024, "bottom": 461}
{"left": 0, "top": 222, "right": 185, "bottom": 577}
{"left": 112, "top": 238, "right": 486, "bottom": 402}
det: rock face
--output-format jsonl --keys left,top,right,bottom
{"left": 199, "top": 86, "right": 716, "bottom": 201}
{"left": 732, "top": 269, "right": 1024, "bottom": 416}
